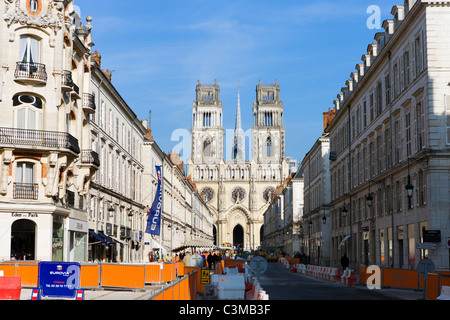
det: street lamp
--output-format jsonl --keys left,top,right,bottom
{"left": 322, "top": 215, "right": 327, "bottom": 225}
{"left": 342, "top": 205, "right": 348, "bottom": 217}
{"left": 405, "top": 159, "right": 414, "bottom": 198}
{"left": 366, "top": 194, "right": 373, "bottom": 208}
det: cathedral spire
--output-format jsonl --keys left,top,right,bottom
{"left": 232, "top": 89, "right": 245, "bottom": 161}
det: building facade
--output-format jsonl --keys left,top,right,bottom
{"left": 187, "top": 80, "right": 290, "bottom": 251}
{"left": 301, "top": 132, "right": 331, "bottom": 266}
{"left": 85, "top": 54, "right": 148, "bottom": 263}
{"left": 0, "top": 0, "right": 96, "bottom": 262}
{"left": 143, "top": 139, "right": 214, "bottom": 260}
{"left": 326, "top": 0, "right": 450, "bottom": 270}
{"left": 262, "top": 169, "right": 304, "bottom": 256}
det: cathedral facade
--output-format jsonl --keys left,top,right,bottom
{"left": 186, "top": 80, "right": 290, "bottom": 251}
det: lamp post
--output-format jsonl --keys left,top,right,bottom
{"left": 405, "top": 158, "right": 415, "bottom": 198}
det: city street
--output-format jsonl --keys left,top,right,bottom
{"left": 258, "top": 262, "right": 423, "bottom": 300}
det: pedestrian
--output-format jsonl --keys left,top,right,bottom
{"left": 207, "top": 252, "right": 214, "bottom": 270}
{"left": 341, "top": 253, "right": 349, "bottom": 271}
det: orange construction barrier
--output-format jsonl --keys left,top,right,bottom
{"left": 151, "top": 270, "right": 198, "bottom": 301}
{"left": 80, "top": 264, "right": 100, "bottom": 289}
{"left": 145, "top": 263, "right": 163, "bottom": 284}
{"left": 426, "top": 272, "right": 450, "bottom": 300}
{"left": 382, "top": 268, "right": 420, "bottom": 289}
{"left": 100, "top": 264, "right": 145, "bottom": 290}
{"left": 15, "top": 262, "right": 38, "bottom": 287}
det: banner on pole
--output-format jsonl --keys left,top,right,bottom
{"left": 146, "top": 166, "right": 162, "bottom": 235}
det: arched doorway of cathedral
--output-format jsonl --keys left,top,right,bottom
{"left": 11, "top": 219, "right": 36, "bottom": 260}
{"left": 233, "top": 225, "right": 244, "bottom": 250}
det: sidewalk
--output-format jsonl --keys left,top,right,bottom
{"left": 19, "top": 285, "right": 164, "bottom": 300}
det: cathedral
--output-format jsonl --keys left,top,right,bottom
{"left": 186, "top": 80, "right": 290, "bottom": 251}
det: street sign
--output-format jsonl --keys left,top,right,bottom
{"left": 417, "top": 258, "right": 435, "bottom": 277}
{"left": 38, "top": 262, "right": 81, "bottom": 299}
{"left": 416, "top": 243, "right": 437, "bottom": 250}
{"left": 423, "top": 230, "right": 441, "bottom": 243}
{"left": 200, "top": 268, "right": 210, "bottom": 285}
{"left": 249, "top": 256, "right": 268, "bottom": 282}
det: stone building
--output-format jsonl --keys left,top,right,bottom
{"left": 85, "top": 51, "right": 148, "bottom": 263}
{"left": 0, "top": 0, "right": 96, "bottom": 261}
{"left": 186, "top": 80, "right": 290, "bottom": 251}
{"left": 326, "top": 0, "right": 450, "bottom": 270}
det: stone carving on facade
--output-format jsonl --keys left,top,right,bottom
{"left": 4, "top": 0, "right": 65, "bottom": 29}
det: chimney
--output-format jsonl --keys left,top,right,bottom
{"left": 104, "top": 69, "right": 112, "bottom": 81}
{"left": 91, "top": 50, "right": 101, "bottom": 67}
{"left": 323, "top": 107, "right": 336, "bottom": 134}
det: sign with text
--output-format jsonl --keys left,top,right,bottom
{"left": 38, "top": 262, "right": 81, "bottom": 299}
{"left": 201, "top": 268, "right": 210, "bottom": 285}
{"left": 423, "top": 230, "right": 441, "bottom": 243}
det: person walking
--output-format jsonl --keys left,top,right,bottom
{"left": 341, "top": 253, "right": 349, "bottom": 271}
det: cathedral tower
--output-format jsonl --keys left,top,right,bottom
{"left": 191, "top": 80, "right": 224, "bottom": 165}
{"left": 252, "top": 80, "right": 286, "bottom": 164}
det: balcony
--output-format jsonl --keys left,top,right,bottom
{"left": 14, "top": 62, "right": 47, "bottom": 84}
{"left": 80, "top": 149, "right": 100, "bottom": 167}
{"left": 13, "top": 183, "right": 39, "bottom": 200}
{"left": 0, "top": 127, "right": 80, "bottom": 155}
{"left": 71, "top": 83, "right": 81, "bottom": 99}
{"left": 61, "top": 70, "right": 74, "bottom": 92}
{"left": 82, "top": 93, "right": 96, "bottom": 114}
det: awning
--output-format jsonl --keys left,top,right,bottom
{"left": 98, "top": 231, "right": 116, "bottom": 246}
{"left": 89, "top": 230, "right": 106, "bottom": 245}
{"left": 339, "top": 235, "right": 351, "bottom": 248}
{"left": 109, "top": 235, "right": 127, "bottom": 246}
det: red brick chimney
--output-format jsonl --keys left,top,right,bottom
{"left": 91, "top": 50, "right": 101, "bottom": 67}
{"left": 323, "top": 107, "right": 336, "bottom": 134}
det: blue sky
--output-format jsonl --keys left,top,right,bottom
{"left": 75, "top": 0, "right": 397, "bottom": 165}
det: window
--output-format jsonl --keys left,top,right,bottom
{"left": 416, "top": 101, "right": 425, "bottom": 151}
{"left": 363, "top": 101, "right": 367, "bottom": 128}
{"left": 414, "top": 35, "right": 423, "bottom": 76}
{"left": 418, "top": 170, "right": 426, "bottom": 206}
{"left": 370, "top": 93, "right": 374, "bottom": 122}
{"left": 393, "top": 63, "right": 399, "bottom": 98}
{"left": 406, "top": 111, "right": 412, "bottom": 157}
{"left": 376, "top": 81, "right": 383, "bottom": 115}
{"left": 20, "top": 36, "right": 39, "bottom": 64}
{"left": 16, "top": 162, "right": 34, "bottom": 184}
{"left": 385, "top": 75, "right": 391, "bottom": 107}
{"left": 265, "top": 137, "right": 272, "bottom": 157}
{"left": 403, "top": 51, "right": 410, "bottom": 88}
{"left": 203, "top": 138, "right": 212, "bottom": 157}
{"left": 12, "top": 94, "right": 43, "bottom": 130}
{"left": 30, "top": 0, "right": 38, "bottom": 13}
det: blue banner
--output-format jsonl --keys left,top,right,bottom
{"left": 146, "top": 166, "right": 162, "bottom": 235}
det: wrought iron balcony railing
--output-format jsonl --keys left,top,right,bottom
{"left": 0, "top": 127, "right": 80, "bottom": 155}
{"left": 80, "top": 149, "right": 100, "bottom": 167}
{"left": 14, "top": 62, "right": 48, "bottom": 83}
{"left": 82, "top": 93, "right": 96, "bottom": 113}
{"left": 61, "top": 70, "right": 74, "bottom": 91}
{"left": 13, "top": 183, "right": 39, "bottom": 200}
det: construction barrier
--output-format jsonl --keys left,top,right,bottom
{"left": 185, "top": 267, "right": 206, "bottom": 295}
{"left": 426, "top": 273, "right": 450, "bottom": 300}
{"left": 100, "top": 264, "right": 146, "bottom": 290}
{"left": 151, "top": 270, "right": 198, "bottom": 301}
{"left": 80, "top": 264, "right": 100, "bottom": 289}
{"left": 0, "top": 276, "right": 21, "bottom": 300}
